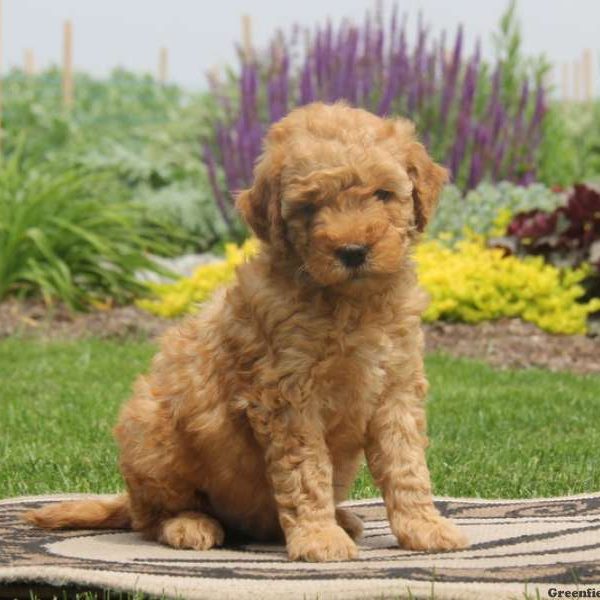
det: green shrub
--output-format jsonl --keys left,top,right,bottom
{"left": 547, "top": 102, "right": 600, "bottom": 185}
{"left": 0, "top": 151, "right": 178, "bottom": 310}
{"left": 535, "top": 104, "right": 580, "bottom": 188}
{"left": 536, "top": 100, "right": 600, "bottom": 188}
{"left": 78, "top": 135, "right": 229, "bottom": 251}
{"left": 137, "top": 182, "right": 226, "bottom": 252}
{"left": 2, "top": 68, "right": 185, "bottom": 160}
{"left": 2, "top": 69, "right": 231, "bottom": 253}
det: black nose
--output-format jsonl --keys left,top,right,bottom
{"left": 336, "top": 244, "right": 368, "bottom": 268}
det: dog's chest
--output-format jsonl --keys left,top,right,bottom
{"left": 309, "top": 324, "right": 393, "bottom": 414}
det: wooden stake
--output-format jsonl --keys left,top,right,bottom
{"left": 582, "top": 48, "right": 593, "bottom": 102}
{"left": 0, "top": 0, "right": 4, "bottom": 160}
{"left": 24, "top": 48, "right": 36, "bottom": 76}
{"left": 273, "top": 30, "right": 285, "bottom": 70}
{"left": 542, "top": 69, "right": 552, "bottom": 101}
{"left": 158, "top": 46, "right": 168, "bottom": 83}
{"left": 304, "top": 28, "right": 312, "bottom": 55}
{"left": 206, "top": 65, "right": 221, "bottom": 89}
{"left": 241, "top": 14, "right": 253, "bottom": 63}
{"left": 62, "top": 20, "right": 74, "bottom": 111}
{"left": 573, "top": 59, "right": 580, "bottom": 103}
{"left": 561, "top": 63, "right": 569, "bottom": 102}
{"left": 0, "top": 0, "right": 3, "bottom": 155}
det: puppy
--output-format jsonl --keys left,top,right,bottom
{"left": 25, "top": 102, "right": 468, "bottom": 561}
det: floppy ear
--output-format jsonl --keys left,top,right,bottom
{"left": 406, "top": 143, "right": 449, "bottom": 232}
{"left": 235, "top": 155, "right": 285, "bottom": 246}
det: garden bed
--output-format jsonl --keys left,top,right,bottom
{"left": 2, "top": 299, "right": 597, "bottom": 375}
{"left": 0, "top": 300, "right": 168, "bottom": 341}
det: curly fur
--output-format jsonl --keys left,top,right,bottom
{"left": 24, "top": 102, "right": 468, "bottom": 561}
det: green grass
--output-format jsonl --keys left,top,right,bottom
{"left": 0, "top": 338, "right": 154, "bottom": 497}
{"left": 1, "top": 338, "right": 599, "bottom": 500}
{"left": 355, "top": 354, "right": 600, "bottom": 499}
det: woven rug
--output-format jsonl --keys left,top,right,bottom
{"left": 1, "top": 493, "right": 599, "bottom": 599}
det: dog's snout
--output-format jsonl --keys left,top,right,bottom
{"left": 336, "top": 244, "right": 368, "bottom": 268}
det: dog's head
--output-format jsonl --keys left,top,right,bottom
{"left": 236, "top": 102, "right": 448, "bottom": 287}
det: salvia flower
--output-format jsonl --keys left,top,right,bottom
{"left": 204, "top": 4, "right": 547, "bottom": 222}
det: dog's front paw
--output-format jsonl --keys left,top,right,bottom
{"left": 393, "top": 515, "right": 468, "bottom": 552}
{"left": 287, "top": 523, "right": 358, "bottom": 562}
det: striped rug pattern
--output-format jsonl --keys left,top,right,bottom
{"left": 1, "top": 493, "right": 599, "bottom": 599}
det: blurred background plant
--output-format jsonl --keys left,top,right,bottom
{"left": 539, "top": 102, "right": 600, "bottom": 187}
{"left": 3, "top": 68, "right": 229, "bottom": 250}
{"left": 501, "top": 184, "right": 600, "bottom": 298}
{"left": 417, "top": 238, "right": 600, "bottom": 335}
{"left": 137, "top": 238, "right": 258, "bottom": 318}
{"left": 137, "top": 236, "right": 600, "bottom": 335}
{"left": 0, "top": 147, "right": 181, "bottom": 310}
{"left": 203, "top": 0, "right": 548, "bottom": 227}
{"left": 3, "top": 68, "right": 183, "bottom": 160}
{"left": 0, "top": 1, "right": 599, "bottom": 335}
{"left": 429, "top": 181, "right": 565, "bottom": 243}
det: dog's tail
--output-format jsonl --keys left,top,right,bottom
{"left": 23, "top": 494, "right": 131, "bottom": 530}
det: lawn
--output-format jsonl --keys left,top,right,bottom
{"left": 1, "top": 337, "right": 599, "bottom": 500}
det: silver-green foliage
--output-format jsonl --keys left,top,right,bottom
{"left": 79, "top": 139, "right": 228, "bottom": 250}
{"left": 137, "top": 181, "right": 227, "bottom": 249}
{"left": 429, "top": 181, "right": 565, "bottom": 242}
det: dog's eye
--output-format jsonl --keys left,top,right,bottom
{"left": 300, "top": 204, "right": 318, "bottom": 218}
{"left": 374, "top": 189, "right": 394, "bottom": 202}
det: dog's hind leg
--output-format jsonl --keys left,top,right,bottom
{"left": 335, "top": 507, "right": 364, "bottom": 540}
{"left": 124, "top": 484, "right": 226, "bottom": 551}
{"left": 157, "top": 511, "right": 225, "bottom": 550}
{"left": 330, "top": 446, "right": 364, "bottom": 540}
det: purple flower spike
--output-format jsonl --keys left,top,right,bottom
{"left": 203, "top": 145, "right": 234, "bottom": 226}
{"left": 202, "top": 1, "right": 548, "bottom": 232}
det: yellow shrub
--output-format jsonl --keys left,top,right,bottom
{"left": 416, "top": 239, "right": 600, "bottom": 335}
{"left": 136, "top": 239, "right": 259, "bottom": 318}
{"left": 489, "top": 207, "right": 514, "bottom": 237}
{"left": 138, "top": 237, "right": 600, "bottom": 335}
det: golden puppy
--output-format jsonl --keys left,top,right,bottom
{"left": 26, "top": 102, "right": 468, "bottom": 561}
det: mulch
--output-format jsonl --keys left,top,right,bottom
{"left": 425, "top": 319, "right": 599, "bottom": 375}
{"left": 0, "top": 299, "right": 169, "bottom": 341}
{"left": 0, "top": 299, "right": 598, "bottom": 375}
